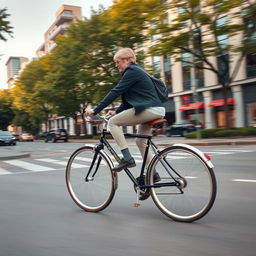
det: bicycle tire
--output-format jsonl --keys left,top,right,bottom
{"left": 147, "top": 145, "right": 217, "bottom": 222}
{"left": 65, "top": 145, "right": 117, "bottom": 212}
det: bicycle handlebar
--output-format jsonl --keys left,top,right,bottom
{"left": 84, "top": 114, "right": 112, "bottom": 123}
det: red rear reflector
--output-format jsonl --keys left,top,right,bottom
{"left": 204, "top": 153, "right": 211, "bottom": 160}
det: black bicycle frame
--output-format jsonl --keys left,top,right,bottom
{"left": 86, "top": 128, "right": 179, "bottom": 190}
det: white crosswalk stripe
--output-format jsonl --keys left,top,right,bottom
{"left": 0, "top": 148, "right": 255, "bottom": 176}
{"left": 4, "top": 159, "right": 55, "bottom": 172}
{"left": 0, "top": 167, "right": 11, "bottom": 175}
{"left": 36, "top": 158, "right": 87, "bottom": 168}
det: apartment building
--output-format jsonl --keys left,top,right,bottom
{"left": 36, "top": 5, "right": 82, "bottom": 57}
{"left": 36, "top": 5, "right": 82, "bottom": 134}
{"left": 5, "top": 56, "right": 29, "bottom": 89}
{"left": 139, "top": 2, "right": 256, "bottom": 129}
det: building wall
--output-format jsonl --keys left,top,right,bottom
{"left": 137, "top": 0, "right": 256, "bottom": 129}
{"left": 36, "top": 5, "right": 82, "bottom": 56}
{"left": 5, "top": 56, "right": 29, "bottom": 89}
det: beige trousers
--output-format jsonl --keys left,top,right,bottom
{"left": 108, "top": 108, "right": 163, "bottom": 167}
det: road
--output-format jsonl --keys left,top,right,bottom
{"left": 0, "top": 141, "right": 256, "bottom": 256}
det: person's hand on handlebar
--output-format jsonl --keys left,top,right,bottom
{"left": 85, "top": 107, "right": 95, "bottom": 117}
{"left": 107, "top": 110, "right": 116, "bottom": 117}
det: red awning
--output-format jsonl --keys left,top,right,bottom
{"left": 208, "top": 98, "right": 235, "bottom": 107}
{"left": 179, "top": 102, "right": 205, "bottom": 111}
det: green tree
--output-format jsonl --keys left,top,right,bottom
{"left": 11, "top": 57, "right": 53, "bottom": 133}
{"left": 43, "top": 1, "right": 159, "bottom": 134}
{"left": 149, "top": 0, "right": 256, "bottom": 128}
{"left": 0, "top": 89, "right": 14, "bottom": 130}
{"left": 0, "top": 8, "right": 13, "bottom": 41}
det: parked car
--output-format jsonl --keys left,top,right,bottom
{"left": 165, "top": 120, "right": 204, "bottom": 137}
{"left": 19, "top": 133, "right": 34, "bottom": 142}
{"left": 0, "top": 131, "right": 17, "bottom": 146}
{"left": 45, "top": 128, "right": 68, "bottom": 143}
{"left": 35, "top": 132, "right": 47, "bottom": 140}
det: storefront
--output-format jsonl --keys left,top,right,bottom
{"left": 208, "top": 90, "right": 235, "bottom": 128}
{"left": 178, "top": 94, "right": 205, "bottom": 124}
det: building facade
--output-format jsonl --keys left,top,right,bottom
{"left": 5, "top": 56, "right": 29, "bottom": 89}
{"left": 36, "top": 5, "right": 82, "bottom": 57}
{"left": 36, "top": 5, "right": 82, "bottom": 134}
{"left": 138, "top": 2, "right": 256, "bottom": 129}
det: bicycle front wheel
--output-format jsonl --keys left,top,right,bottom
{"left": 147, "top": 145, "right": 216, "bottom": 222}
{"left": 65, "top": 145, "right": 117, "bottom": 212}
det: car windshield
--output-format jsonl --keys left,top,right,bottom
{"left": 22, "top": 133, "right": 30, "bottom": 136}
{"left": 0, "top": 131, "right": 12, "bottom": 136}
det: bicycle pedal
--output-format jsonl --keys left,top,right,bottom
{"left": 133, "top": 203, "right": 141, "bottom": 207}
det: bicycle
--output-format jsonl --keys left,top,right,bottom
{"left": 65, "top": 115, "right": 217, "bottom": 222}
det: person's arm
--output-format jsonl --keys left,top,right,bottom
{"left": 93, "top": 68, "right": 137, "bottom": 115}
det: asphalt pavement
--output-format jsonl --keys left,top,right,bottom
{"left": 1, "top": 135, "right": 256, "bottom": 160}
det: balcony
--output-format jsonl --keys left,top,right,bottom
{"left": 49, "top": 23, "right": 69, "bottom": 41}
{"left": 55, "top": 12, "right": 74, "bottom": 26}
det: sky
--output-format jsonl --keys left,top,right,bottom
{"left": 0, "top": 0, "right": 113, "bottom": 89}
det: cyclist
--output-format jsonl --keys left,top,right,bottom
{"left": 86, "top": 48, "right": 165, "bottom": 172}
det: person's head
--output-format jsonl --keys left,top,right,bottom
{"left": 113, "top": 48, "right": 136, "bottom": 73}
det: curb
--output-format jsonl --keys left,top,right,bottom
{"left": 0, "top": 153, "right": 31, "bottom": 161}
{"left": 157, "top": 141, "right": 256, "bottom": 147}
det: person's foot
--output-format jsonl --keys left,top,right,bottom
{"left": 138, "top": 172, "right": 161, "bottom": 201}
{"left": 112, "top": 158, "right": 136, "bottom": 172}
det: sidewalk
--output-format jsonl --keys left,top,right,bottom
{"left": 155, "top": 135, "right": 256, "bottom": 147}
{"left": 1, "top": 136, "right": 256, "bottom": 161}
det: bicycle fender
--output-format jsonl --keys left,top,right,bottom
{"left": 173, "top": 143, "right": 214, "bottom": 169}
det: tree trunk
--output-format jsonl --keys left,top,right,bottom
{"left": 72, "top": 114, "right": 79, "bottom": 135}
{"left": 81, "top": 114, "right": 87, "bottom": 135}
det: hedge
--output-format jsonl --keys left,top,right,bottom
{"left": 186, "top": 127, "right": 256, "bottom": 139}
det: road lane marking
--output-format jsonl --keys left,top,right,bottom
{"left": 0, "top": 167, "right": 11, "bottom": 175}
{"left": 34, "top": 158, "right": 59, "bottom": 162}
{"left": 4, "top": 160, "right": 55, "bottom": 172}
{"left": 233, "top": 179, "right": 256, "bottom": 183}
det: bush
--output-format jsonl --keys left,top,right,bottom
{"left": 186, "top": 127, "right": 256, "bottom": 138}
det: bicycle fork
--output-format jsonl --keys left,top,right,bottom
{"left": 85, "top": 145, "right": 102, "bottom": 182}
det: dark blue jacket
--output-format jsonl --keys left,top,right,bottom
{"left": 93, "top": 63, "right": 163, "bottom": 115}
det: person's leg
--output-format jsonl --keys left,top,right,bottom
{"left": 108, "top": 108, "right": 162, "bottom": 171}
{"left": 135, "top": 123, "right": 153, "bottom": 168}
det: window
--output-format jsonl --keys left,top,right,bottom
{"left": 192, "top": 28, "right": 205, "bottom": 87}
{"left": 216, "top": 16, "right": 229, "bottom": 49}
{"left": 246, "top": 53, "right": 256, "bottom": 78}
{"left": 242, "top": 7, "right": 256, "bottom": 42}
{"left": 151, "top": 23, "right": 160, "bottom": 41}
{"left": 217, "top": 54, "right": 229, "bottom": 83}
{"left": 163, "top": 55, "right": 172, "bottom": 92}
{"left": 182, "top": 52, "right": 191, "bottom": 90}
{"left": 152, "top": 56, "right": 161, "bottom": 77}
{"left": 195, "top": 66, "right": 204, "bottom": 88}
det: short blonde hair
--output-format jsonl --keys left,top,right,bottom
{"left": 113, "top": 48, "right": 136, "bottom": 63}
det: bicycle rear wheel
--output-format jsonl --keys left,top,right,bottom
{"left": 65, "top": 145, "right": 116, "bottom": 212}
{"left": 147, "top": 145, "right": 216, "bottom": 222}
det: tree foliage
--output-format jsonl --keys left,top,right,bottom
{"left": 0, "top": 89, "right": 14, "bottom": 130}
{"left": 11, "top": 57, "right": 53, "bottom": 132}
{"left": 0, "top": 8, "right": 13, "bottom": 41}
